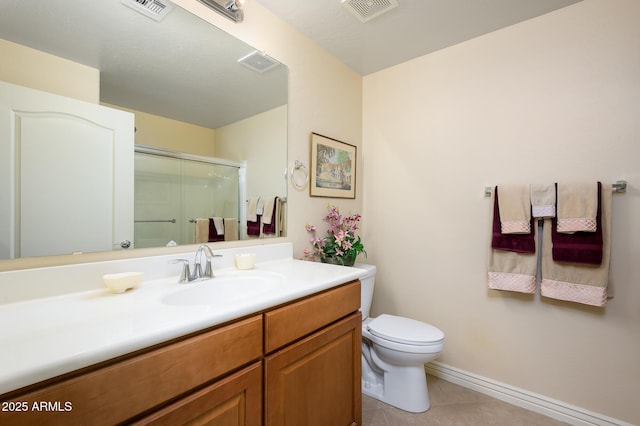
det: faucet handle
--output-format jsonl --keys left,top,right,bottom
{"left": 170, "top": 259, "right": 191, "bottom": 283}
{"left": 202, "top": 254, "right": 223, "bottom": 278}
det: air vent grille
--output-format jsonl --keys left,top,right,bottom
{"left": 121, "top": 0, "right": 173, "bottom": 22}
{"left": 238, "top": 51, "right": 280, "bottom": 73}
{"left": 341, "top": 0, "right": 398, "bottom": 23}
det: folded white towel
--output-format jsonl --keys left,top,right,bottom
{"left": 497, "top": 185, "right": 531, "bottom": 234}
{"left": 212, "top": 217, "right": 224, "bottom": 235}
{"left": 557, "top": 182, "right": 597, "bottom": 233}
{"left": 247, "top": 197, "right": 259, "bottom": 222}
{"left": 256, "top": 198, "right": 265, "bottom": 216}
{"left": 530, "top": 184, "right": 556, "bottom": 218}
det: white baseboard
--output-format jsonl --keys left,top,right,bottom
{"left": 425, "top": 361, "right": 632, "bottom": 426}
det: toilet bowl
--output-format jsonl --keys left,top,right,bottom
{"left": 356, "top": 264, "right": 445, "bottom": 413}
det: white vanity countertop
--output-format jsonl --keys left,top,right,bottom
{"left": 0, "top": 256, "right": 366, "bottom": 395}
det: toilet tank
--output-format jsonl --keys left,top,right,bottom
{"left": 355, "top": 263, "right": 376, "bottom": 320}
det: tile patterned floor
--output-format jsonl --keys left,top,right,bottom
{"left": 362, "top": 375, "right": 569, "bottom": 425}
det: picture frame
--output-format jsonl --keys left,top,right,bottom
{"left": 310, "top": 132, "right": 356, "bottom": 198}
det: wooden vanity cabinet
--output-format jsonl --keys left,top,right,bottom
{"left": 265, "top": 314, "right": 362, "bottom": 426}
{"left": 0, "top": 315, "right": 263, "bottom": 426}
{"left": 0, "top": 280, "right": 362, "bottom": 426}
{"left": 264, "top": 280, "right": 362, "bottom": 426}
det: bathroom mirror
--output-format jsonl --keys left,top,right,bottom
{"left": 0, "top": 0, "right": 288, "bottom": 262}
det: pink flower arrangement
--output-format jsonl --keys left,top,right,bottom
{"left": 304, "top": 204, "right": 366, "bottom": 266}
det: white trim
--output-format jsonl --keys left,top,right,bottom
{"left": 425, "top": 361, "right": 632, "bottom": 426}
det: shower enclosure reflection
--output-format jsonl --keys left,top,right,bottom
{"left": 134, "top": 148, "right": 245, "bottom": 249}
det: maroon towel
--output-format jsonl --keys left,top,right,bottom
{"left": 262, "top": 197, "right": 277, "bottom": 235}
{"left": 551, "top": 182, "right": 603, "bottom": 265}
{"left": 247, "top": 215, "right": 261, "bottom": 237}
{"left": 491, "top": 187, "right": 536, "bottom": 254}
{"left": 208, "top": 218, "right": 224, "bottom": 242}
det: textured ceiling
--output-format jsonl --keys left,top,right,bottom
{"left": 0, "top": 0, "right": 583, "bottom": 127}
{"left": 256, "top": 0, "right": 582, "bottom": 75}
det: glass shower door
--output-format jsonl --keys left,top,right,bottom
{"left": 134, "top": 152, "right": 241, "bottom": 248}
{"left": 181, "top": 160, "right": 240, "bottom": 243}
{"left": 134, "top": 153, "right": 182, "bottom": 248}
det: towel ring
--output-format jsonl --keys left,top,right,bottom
{"left": 290, "top": 160, "right": 309, "bottom": 190}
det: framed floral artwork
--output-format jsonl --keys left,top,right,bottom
{"left": 310, "top": 132, "right": 356, "bottom": 198}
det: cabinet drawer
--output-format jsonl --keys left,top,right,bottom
{"left": 264, "top": 280, "right": 360, "bottom": 353}
{"left": 0, "top": 315, "right": 263, "bottom": 426}
{"left": 133, "top": 361, "right": 262, "bottom": 426}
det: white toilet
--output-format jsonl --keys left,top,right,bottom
{"left": 357, "top": 263, "right": 445, "bottom": 413}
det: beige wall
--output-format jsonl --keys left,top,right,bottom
{"left": 172, "top": 0, "right": 363, "bottom": 254}
{"left": 362, "top": 0, "right": 640, "bottom": 423}
{"left": 107, "top": 104, "right": 216, "bottom": 156}
{"left": 215, "top": 105, "right": 287, "bottom": 200}
{"left": 0, "top": 39, "right": 99, "bottom": 102}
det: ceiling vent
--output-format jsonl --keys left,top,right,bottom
{"left": 121, "top": 0, "right": 173, "bottom": 21}
{"left": 341, "top": 0, "right": 398, "bottom": 23}
{"left": 238, "top": 51, "right": 280, "bottom": 73}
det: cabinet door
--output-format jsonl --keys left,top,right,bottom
{"left": 134, "top": 362, "right": 262, "bottom": 426}
{"left": 265, "top": 313, "right": 362, "bottom": 426}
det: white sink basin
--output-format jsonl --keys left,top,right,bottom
{"left": 162, "top": 271, "right": 284, "bottom": 306}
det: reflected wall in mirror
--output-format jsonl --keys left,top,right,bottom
{"left": 0, "top": 0, "right": 288, "bottom": 262}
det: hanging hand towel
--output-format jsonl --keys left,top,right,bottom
{"left": 195, "top": 218, "right": 209, "bottom": 244}
{"left": 497, "top": 185, "right": 531, "bottom": 234}
{"left": 262, "top": 197, "right": 277, "bottom": 235}
{"left": 541, "top": 183, "right": 611, "bottom": 307}
{"left": 208, "top": 218, "right": 224, "bottom": 242}
{"left": 488, "top": 187, "right": 537, "bottom": 294}
{"left": 530, "top": 184, "right": 556, "bottom": 218}
{"left": 491, "top": 187, "right": 536, "bottom": 254}
{"left": 224, "top": 218, "right": 238, "bottom": 241}
{"left": 247, "top": 197, "right": 261, "bottom": 237}
{"left": 552, "top": 182, "right": 603, "bottom": 265}
{"left": 557, "top": 182, "right": 598, "bottom": 233}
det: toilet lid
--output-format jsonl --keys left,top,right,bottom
{"left": 367, "top": 314, "right": 444, "bottom": 346}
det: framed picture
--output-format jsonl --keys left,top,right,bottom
{"left": 310, "top": 132, "right": 356, "bottom": 198}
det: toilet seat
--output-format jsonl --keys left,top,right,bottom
{"left": 366, "top": 314, "right": 444, "bottom": 346}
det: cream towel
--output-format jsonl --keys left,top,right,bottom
{"left": 224, "top": 218, "right": 238, "bottom": 241}
{"left": 541, "top": 184, "right": 611, "bottom": 307}
{"left": 530, "top": 184, "right": 556, "bottom": 218}
{"left": 557, "top": 182, "right": 598, "bottom": 233}
{"left": 261, "top": 197, "right": 276, "bottom": 225}
{"left": 195, "top": 218, "right": 209, "bottom": 244}
{"left": 497, "top": 185, "right": 531, "bottom": 234}
{"left": 488, "top": 188, "right": 537, "bottom": 294}
{"left": 487, "top": 250, "right": 537, "bottom": 294}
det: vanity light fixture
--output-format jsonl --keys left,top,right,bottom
{"left": 120, "top": 0, "right": 173, "bottom": 22}
{"left": 198, "top": 0, "right": 244, "bottom": 22}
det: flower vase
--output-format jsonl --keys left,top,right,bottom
{"left": 321, "top": 253, "right": 356, "bottom": 267}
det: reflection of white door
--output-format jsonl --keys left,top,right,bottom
{"left": 0, "top": 81, "right": 134, "bottom": 258}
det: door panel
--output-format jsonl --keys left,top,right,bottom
{"left": 0, "top": 80, "right": 134, "bottom": 258}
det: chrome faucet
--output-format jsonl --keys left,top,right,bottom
{"left": 170, "top": 244, "right": 222, "bottom": 283}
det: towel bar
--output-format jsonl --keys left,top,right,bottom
{"left": 134, "top": 219, "right": 176, "bottom": 223}
{"left": 484, "top": 180, "right": 627, "bottom": 197}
